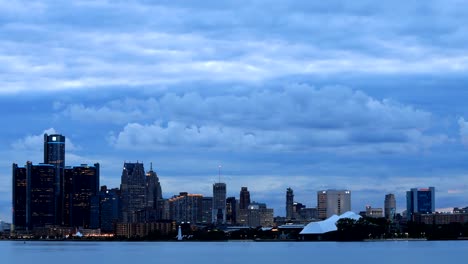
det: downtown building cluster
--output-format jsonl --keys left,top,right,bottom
{"left": 10, "top": 133, "right": 468, "bottom": 239}
{"left": 10, "top": 134, "right": 276, "bottom": 237}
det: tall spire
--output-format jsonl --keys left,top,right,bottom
{"left": 150, "top": 162, "right": 153, "bottom": 171}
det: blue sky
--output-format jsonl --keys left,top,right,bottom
{"left": 1, "top": 0, "right": 468, "bottom": 222}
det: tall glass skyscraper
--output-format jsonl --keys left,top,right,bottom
{"left": 384, "top": 193, "right": 396, "bottom": 221}
{"left": 43, "top": 133, "right": 66, "bottom": 225}
{"left": 286, "top": 188, "right": 294, "bottom": 220}
{"left": 120, "top": 162, "right": 147, "bottom": 223}
{"left": 406, "top": 187, "right": 435, "bottom": 221}
{"left": 239, "top": 187, "right": 250, "bottom": 210}
{"left": 212, "top": 182, "right": 226, "bottom": 224}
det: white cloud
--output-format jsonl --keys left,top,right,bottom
{"left": 11, "top": 128, "right": 79, "bottom": 152}
{"left": 103, "top": 86, "right": 448, "bottom": 153}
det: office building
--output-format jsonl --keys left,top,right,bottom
{"left": 384, "top": 194, "right": 396, "bottom": 221}
{"left": 146, "top": 163, "right": 162, "bottom": 209}
{"left": 43, "top": 133, "right": 66, "bottom": 225}
{"left": 406, "top": 187, "right": 435, "bottom": 221}
{"left": 120, "top": 162, "right": 147, "bottom": 223}
{"left": 168, "top": 192, "right": 203, "bottom": 224}
{"left": 365, "top": 206, "right": 383, "bottom": 218}
{"left": 201, "top": 197, "right": 213, "bottom": 224}
{"left": 27, "top": 162, "right": 57, "bottom": 229}
{"left": 239, "top": 187, "right": 250, "bottom": 210}
{"left": 12, "top": 164, "right": 27, "bottom": 232}
{"left": 212, "top": 182, "right": 226, "bottom": 224}
{"left": 286, "top": 188, "right": 294, "bottom": 220}
{"left": 90, "top": 186, "right": 121, "bottom": 232}
{"left": 237, "top": 203, "right": 274, "bottom": 227}
{"left": 63, "top": 164, "right": 100, "bottom": 228}
{"left": 317, "top": 190, "right": 351, "bottom": 219}
{"left": 226, "top": 197, "right": 237, "bottom": 225}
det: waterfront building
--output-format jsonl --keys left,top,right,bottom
{"left": 212, "top": 182, "right": 227, "bottom": 224}
{"left": 168, "top": 192, "right": 203, "bottom": 224}
{"left": 317, "top": 190, "right": 351, "bottom": 219}
{"left": 90, "top": 186, "right": 120, "bottom": 233}
{"left": 64, "top": 164, "right": 100, "bottom": 228}
{"left": 406, "top": 187, "right": 435, "bottom": 221}
{"left": 27, "top": 162, "right": 56, "bottom": 229}
{"left": 12, "top": 164, "right": 27, "bottom": 232}
{"left": 201, "top": 197, "right": 213, "bottom": 224}
{"left": 384, "top": 194, "right": 396, "bottom": 221}
{"left": 120, "top": 162, "right": 147, "bottom": 223}
{"left": 146, "top": 163, "right": 162, "bottom": 209}
{"left": 239, "top": 187, "right": 250, "bottom": 210}
{"left": 286, "top": 188, "right": 294, "bottom": 220}
{"left": 365, "top": 206, "right": 383, "bottom": 218}
{"left": 43, "top": 133, "right": 66, "bottom": 225}
{"left": 237, "top": 203, "right": 274, "bottom": 227}
{"left": 226, "top": 197, "right": 237, "bottom": 225}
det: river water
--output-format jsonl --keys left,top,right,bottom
{"left": 1, "top": 240, "right": 467, "bottom": 264}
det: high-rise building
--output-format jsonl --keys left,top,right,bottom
{"left": 90, "top": 186, "right": 121, "bottom": 232}
{"left": 384, "top": 193, "right": 396, "bottom": 221}
{"left": 406, "top": 187, "right": 435, "bottom": 221}
{"left": 212, "top": 182, "right": 227, "bottom": 224}
{"left": 63, "top": 164, "right": 100, "bottom": 228}
{"left": 239, "top": 187, "right": 250, "bottom": 210}
{"left": 237, "top": 202, "right": 274, "bottom": 227}
{"left": 168, "top": 192, "right": 203, "bottom": 224}
{"left": 12, "top": 133, "right": 100, "bottom": 234}
{"left": 286, "top": 188, "right": 294, "bottom": 220}
{"left": 201, "top": 197, "right": 213, "bottom": 224}
{"left": 12, "top": 164, "right": 27, "bottom": 232}
{"left": 27, "top": 162, "right": 56, "bottom": 229}
{"left": 146, "top": 163, "right": 162, "bottom": 210}
{"left": 317, "top": 190, "right": 351, "bottom": 219}
{"left": 226, "top": 197, "right": 237, "bottom": 225}
{"left": 43, "top": 133, "right": 66, "bottom": 225}
{"left": 120, "top": 162, "right": 147, "bottom": 223}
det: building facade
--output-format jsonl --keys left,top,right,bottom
{"left": 239, "top": 187, "right": 250, "bottom": 210}
{"left": 317, "top": 190, "right": 351, "bottom": 219}
{"left": 64, "top": 164, "right": 100, "bottom": 229}
{"left": 226, "top": 197, "right": 237, "bottom": 225}
{"left": 406, "top": 187, "right": 435, "bottom": 221}
{"left": 201, "top": 197, "right": 213, "bottom": 224}
{"left": 120, "top": 162, "right": 147, "bottom": 223}
{"left": 286, "top": 188, "right": 294, "bottom": 220}
{"left": 212, "top": 183, "right": 227, "bottom": 224}
{"left": 168, "top": 192, "right": 203, "bottom": 224}
{"left": 384, "top": 193, "right": 396, "bottom": 221}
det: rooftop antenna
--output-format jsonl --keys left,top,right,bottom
{"left": 150, "top": 162, "right": 153, "bottom": 171}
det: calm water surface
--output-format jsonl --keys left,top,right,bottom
{"left": 1, "top": 240, "right": 467, "bottom": 264}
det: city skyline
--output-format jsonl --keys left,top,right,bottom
{"left": 2, "top": 1, "right": 468, "bottom": 222}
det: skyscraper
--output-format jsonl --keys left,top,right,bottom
{"left": 212, "top": 182, "right": 227, "bottom": 224}
{"left": 239, "top": 187, "right": 250, "bottom": 210}
{"left": 384, "top": 193, "right": 396, "bottom": 221}
{"left": 406, "top": 187, "right": 435, "bottom": 221}
{"left": 120, "top": 162, "right": 147, "bottom": 223}
{"left": 168, "top": 192, "right": 203, "bottom": 224}
{"left": 12, "top": 164, "right": 27, "bottom": 232}
{"left": 317, "top": 189, "right": 351, "bottom": 219}
{"left": 27, "top": 162, "right": 57, "bottom": 229}
{"left": 43, "top": 133, "right": 66, "bottom": 225}
{"left": 226, "top": 197, "right": 237, "bottom": 225}
{"left": 201, "top": 197, "right": 213, "bottom": 224}
{"left": 286, "top": 187, "right": 294, "bottom": 220}
{"left": 64, "top": 164, "right": 100, "bottom": 228}
{"left": 146, "top": 162, "right": 162, "bottom": 209}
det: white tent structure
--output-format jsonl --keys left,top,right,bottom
{"left": 299, "top": 211, "right": 361, "bottom": 235}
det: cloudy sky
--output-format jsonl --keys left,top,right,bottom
{"left": 1, "top": 0, "right": 468, "bottom": 222}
